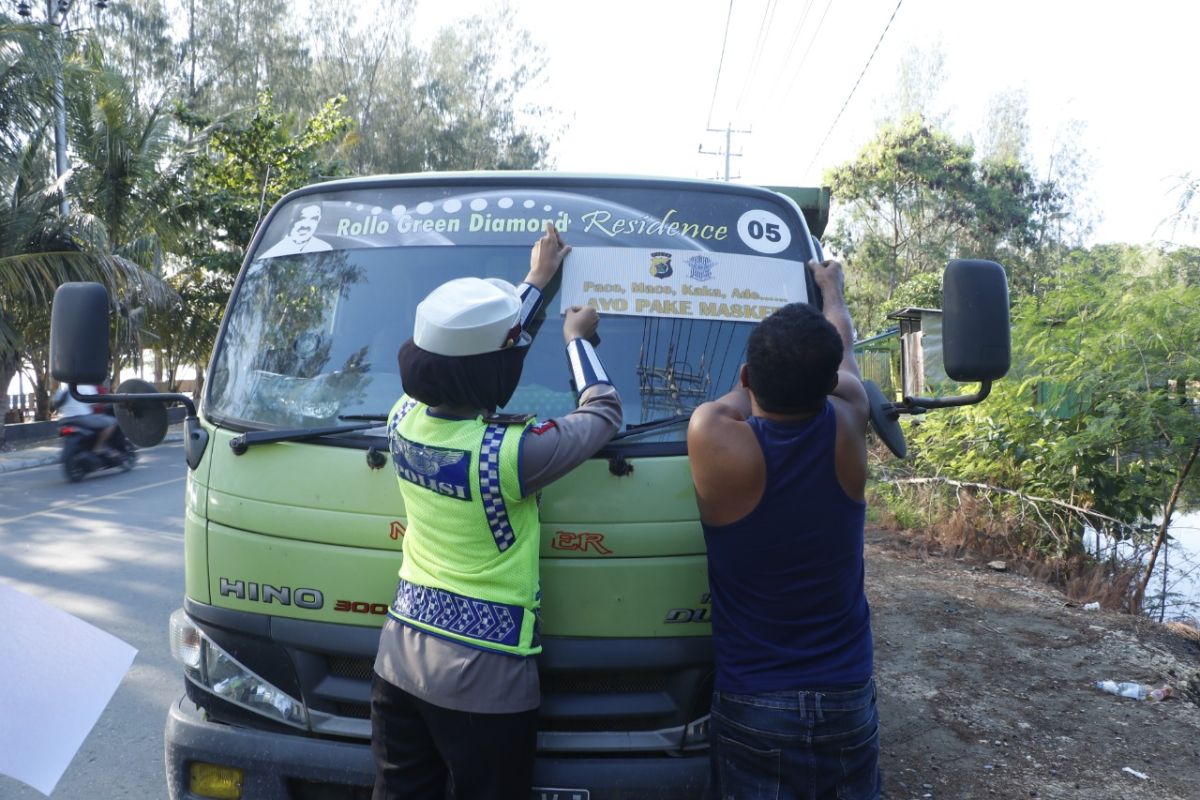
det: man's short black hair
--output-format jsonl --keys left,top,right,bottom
{"left": 746, "top": 302, "right": 843, "bottom": 414}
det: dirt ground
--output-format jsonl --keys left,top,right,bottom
{"left": 866, "top": 528, "right": 1200, "bottom": 800}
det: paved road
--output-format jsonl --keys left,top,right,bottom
{"left": 0, "top": 441, "right": 188, "bottom": 799}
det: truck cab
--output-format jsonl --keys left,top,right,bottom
{"left": 49, "top": 172, "right": 1008, "bottom": 800}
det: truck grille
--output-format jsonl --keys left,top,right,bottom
{"left": 328, "top": 656, "right": 374, "bottom": 681}
{"left": 542, "top": 670, "right": 669, "bottom": 695}
{"left": 317, "top": 657, "right": 710, "bottom": 734}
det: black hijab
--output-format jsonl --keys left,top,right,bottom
{"left": 398, "top": 338, "right": 529, "bottom": 413}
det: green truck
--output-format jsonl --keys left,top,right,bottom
{"left": 50, "top": 173, "right": 1009, "bottom": 800}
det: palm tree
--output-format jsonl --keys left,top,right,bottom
{"left": 0, "top": 17, "right": 57, "bottom": 166}
{"left": 68, "top": 43, "right": 218, "bottom": 365}
{"left": 1, "top": 25, "right": 177, "bottom": 438}
{"left": 67, "top": 44, "right": 195, "bottom": 271}
{"left": 0, "top": 137, "right": 175, "bottom": 432}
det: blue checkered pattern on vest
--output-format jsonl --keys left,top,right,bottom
{"left": 392, "top": 577, "right": 521, "bottom": 647}
{"left": 479, "top": 423, "right": 516, "bottom": 552}
{"left": 388, "top": 397, "right": 418, "bottom": 436}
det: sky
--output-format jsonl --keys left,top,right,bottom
{"left": 413, "top": 0, "right": 1200, "bottom": 247}
{"left": 9, "top": 1, "right": 1198, "bottom": 399}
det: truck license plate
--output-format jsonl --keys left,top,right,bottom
{"left": 531, "top": 789, "right": 589, "bottom": 800}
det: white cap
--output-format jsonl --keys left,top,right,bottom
{"left": 413, "top": 277, "right": 523, "bottom": 356}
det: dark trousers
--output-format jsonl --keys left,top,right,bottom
{"left": 709, "top": 677, "right": 880, "bottom": 800}
{"left": 371, "top": 672, "right": 539, "bottom": 800}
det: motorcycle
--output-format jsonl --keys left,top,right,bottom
{"left": 59, "top": 421, "right": 137, "bottom": 482}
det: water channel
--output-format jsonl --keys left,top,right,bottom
{"left": 1088, "top": 509, "right": 1200, "bottom": 620}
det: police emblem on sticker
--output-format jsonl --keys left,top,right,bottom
{"left": 391, "top": 437, "right": 472, "bottom": 500}
{"left": 649, "top": 251, "right": 674, "bottom": 279}
{"left": 686, "top": 254, "right": 715, "bottom": 282}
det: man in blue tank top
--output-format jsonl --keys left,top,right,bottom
{"left": 688, "top": 258, "right": 878, "bottom": 800}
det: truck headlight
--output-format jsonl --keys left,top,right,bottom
{"left": 169, "top": 609, "right": 308, "bottom": 729}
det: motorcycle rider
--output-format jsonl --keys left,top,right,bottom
{"left": 52, "top": 382, "right": 119, "bottom": 455}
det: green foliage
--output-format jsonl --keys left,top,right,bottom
{"left": 175, "top": 0, "right": 311, "bottom": 113}
{"left": 86, "top": 0, "right": 176, "bottom": 104}
{"left": 0, "top": 17, "right": 57, "bottom": 163}
{"left": 871, "top": 482, "right": 932, "bottom": 530}
{"left": 176, "top": 90, "right": 353, "bottom": 278}
{"left": 826, "top": 115, "right": 978, "bottom": 330}
{"left": 410, "top": 12, "right": 550, "bottom": 172}
{"left": 888, "top": 271, "right": 942, "bottom": 313}
{"left": 66, "top": 43, "right": 190, "bottom": 264}
{"left": 297, "top": 3, "right": 550, "bottom": 174}
{"left": 144, "top": 264, "right": 231, "bottom": 390}
{"left": 903, "top": 245, "right": 1200, "bottom": 559}
{"left": 826, "top": 113, "right": 1071, "bottom": 334}
{"left": 2, "top": 2, "right": 557, "bottom": 429}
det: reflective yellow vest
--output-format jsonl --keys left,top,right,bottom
{"left": 386, "top": 394, "right": 541, "bottom": 656}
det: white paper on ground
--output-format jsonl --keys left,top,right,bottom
{"left": 0, "top": 582, "right": 137, "bottom": 796}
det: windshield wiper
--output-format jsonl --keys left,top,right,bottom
{"left": 610, "top": 412, "right": 693, "bottom": 441}
{"left": 339, "top": 413, "right": 389, "bottom": 422}
{"left": 230, "top": 422, "right": 379, "bottom": 455}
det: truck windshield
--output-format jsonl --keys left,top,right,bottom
{"left": 206, "top": 180, "right": 819, "bottom": 443}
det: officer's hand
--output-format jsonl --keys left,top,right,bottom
{"left": 562, "top": 305, "right": 600, "bottom": 345}
{"left": 527, "top": 222, "right": 571, "bottom": 290}
{"left": 808, "top": 258, "right": 846, "bottom": 302}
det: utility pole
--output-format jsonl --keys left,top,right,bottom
{"left": 15, "top": 0, "right": 112, "bottom": 214}
{"left": 49, "top": 0, "right": 70, "bottom": 215}
{"left": 698, "top": 123, "right": 751, "bottom": 181}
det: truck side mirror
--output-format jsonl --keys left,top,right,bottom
{"left": 942, "top": 259, "right": 1011, "bottom": 382}
{"left": 50, "top": 282, "right": 111, "bottom": 384}
{"left": 869, "top": 261, "right": 1012, "bottom": 457}
{"left": 50, "top": 281, "right": 210, "bottom": 468}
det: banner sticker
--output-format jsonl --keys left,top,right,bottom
{"left": 559, "top": 247, "right": 808, "bottom": 322}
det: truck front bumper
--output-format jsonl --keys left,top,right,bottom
{"left": 166, "top": 697, "right": 710, "bottom": 800}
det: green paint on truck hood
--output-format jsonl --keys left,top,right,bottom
{"left": 197, "top": 427, "right": 709, "bottom": 637}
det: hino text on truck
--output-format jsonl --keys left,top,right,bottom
{"left": 50, "top": 173, "right": 1010, "bottom": 800}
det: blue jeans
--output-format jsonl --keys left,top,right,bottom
{"left": 709, "top": 678, "right": 880, "bottom": 800}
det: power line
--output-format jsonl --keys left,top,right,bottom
{"left": 782, "top": 0, "right": 834, "bottom": 102}
{"left": 780, "top": 0, "right": 817, "bottom": 69}
{"left": 733, "top": 0, "right": 781, "bottom": 116}
{"left": 705, "top": 0, "right": 736, "bottom": 130}
{"left": 803, "top": 0, "right": 904, "bottom": 177}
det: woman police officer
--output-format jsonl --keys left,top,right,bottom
{"left": 371, "top": 223, "right": 622, "bottom": 799}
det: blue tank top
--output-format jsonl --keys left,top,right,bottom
{"left": 701, "top": 401, "right": 872, "bottom": 693}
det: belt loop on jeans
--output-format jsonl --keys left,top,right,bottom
{"left": 813, "top": 690, "right": 824, "bottom": 722}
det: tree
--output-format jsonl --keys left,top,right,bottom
{"left": 301, "top": 3, "right": 551, "bottom": 175}
{"left": 826, "top": 106, "right": 1086, "bottom": 335}
{"left": 1165, "top": 172, "right": 1199, "bottom": 242}
{"left": 825, "top": 115, "right": 980, "bottom": 333}
{"left": 0, "top": 17, "right": 57, "bottom": 165}
{"left": 178, "top": 0, "right": 310, "bottom": 114}
{"left": 158, "top": 90, "right": 353, "bottom": 385}
{"left": 177, "top": 89, "right": 354, "bottom": 279}
{"left": 978, "top": 89, "right": 1030, "bottom": 166}
{"left": 883, "top": 44, "right": 950, "bottom": 129}
{"left": 412, "top": 11, "right": 551, "bottom": 171}
{"left": 143, "top": 264, "right": 228, "bottom": 393}
{"left": 1, "top": 26, "right": 167, "bottom": 433}
{"left": 898, "top": 245, "right": 1200, "bottom": 615}
{"left": 65, "top": 46, "right": 190, "bottom": 380}
{"left": 86, "top": 0, "right": 177, "bottom": 106}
